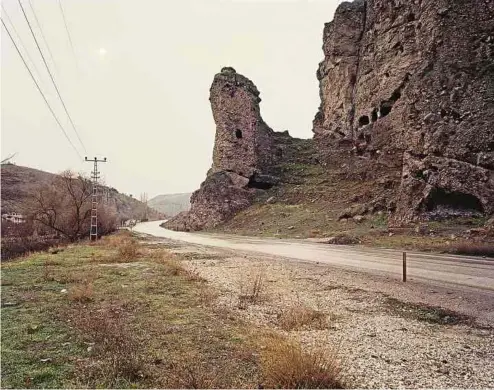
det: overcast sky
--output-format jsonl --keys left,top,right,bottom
{"left": 1, "top": 0, "right": 340, "bottom": 198}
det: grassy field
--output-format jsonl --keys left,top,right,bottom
{"left": 1, "top": 232, "right": 343, "bottom": 389}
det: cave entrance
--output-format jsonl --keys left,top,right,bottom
{"left": 235, "top": 129, "right": 243, "bottom": 139}
{"left": 380, "top": 103, "right": 392, "bottom": 118}
{"left": 358, "top": 115, "right": 370, "bottom": 126}
{"left": 248, "top": 175, "right": 274, "bottom": 190}
{"left": 423, "top": 188, "right": 484, "bottom": 213}
{"left": 371, "top": 108, "right": 378, "bottom": 122}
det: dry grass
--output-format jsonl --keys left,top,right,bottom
{"left": 98, "top": 230, "right": 134, "bottom": 249}
{"left": 148, "top": 248, "right": 178, "bottom": 262}
{"left": 42, "top": 261, "right": 56, "bottom": 282}
{"left": 260, "top": 338, "right": 343, "bottom": 389}
{"left": 68, "top": 281, "right": 94, "bottom": 302}
{"left": 162, "top": 258, "right": 185, "bottom": 276}
{"left": 278, "top": 304, "right": 328, "bottom": 331}
{"left": 238, "top": 272, "right": 265, "bottom": 309}
{"left": 117, "top": 239, "right": 139, "bottom": 260}
{"left": 67, "top": 268, "right": 96, "bottom": 302}
{"left": 92, "top": 231, "right": 142, "bottom": 263}
{"left": 155, "top": 253, "right": 206, "bottom": 282}
{"left": 181, "top": 266, "right": 205, "bottom": 282}
{"left": 167, "top": 357, "right": 224, "bottom": 388}
{"left": 73, "top": 301, "right": 143, "bottom": 387}
{"left": 443, "top": 242, "right": 494, "bottom": 257}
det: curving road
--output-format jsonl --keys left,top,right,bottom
{"left": 135, "top": 220, "right": 494, "bottom": 291}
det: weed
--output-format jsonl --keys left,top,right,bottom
{"left": 238, "top": 272, "right": 265, "bottom": 309}
{"left": 260, "top": 338, "right": 343, "bottom": 389}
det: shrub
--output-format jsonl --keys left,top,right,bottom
{"left": 1, "top": 236, "right": 64, "bottom": 261}
{"left": 260, "top": 339, "right": 343, "bottom": 389}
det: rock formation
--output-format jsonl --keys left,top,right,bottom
{"left": 165, "top": 67, "right": 288, "bottom": 231}
{"left": 168, "top": 0, "right": 493, "bottom": 232}
{"left": 314, "top": 0, "right": 494, "bottom": 223}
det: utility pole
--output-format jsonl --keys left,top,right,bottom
{"left": 85, "top": 156, "right": 107, "bottom": 240}
{"left": 140, "top": 192, "right": 148, "bottom": 221}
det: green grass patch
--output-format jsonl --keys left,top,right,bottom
{"left": 1, "top": 238, "right": 260, "bottom": 388}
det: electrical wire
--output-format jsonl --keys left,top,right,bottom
{"left": 58, "top": 0, "right": 79, "bottom": 71}
{"left": 18, "top": 0, "right": 87, "bottom": 154}
{"left": 1, "top": 4, "right": 43, "bottom": 82}
{"left": 2, "top": 18, "right": 82, "bottom": 160}
{"left": 26, "top": 0, "right": 58, "bottom": 75}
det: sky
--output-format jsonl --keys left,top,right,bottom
{"left": 1, "top": 0, "right": 341, "bottom": 198}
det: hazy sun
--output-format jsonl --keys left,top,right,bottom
{"left": 99, "top": 47, "right": 107, "bottom": 57}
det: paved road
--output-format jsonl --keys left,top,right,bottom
{"left": 135, "top": 220, "right": 494, "bottom": 291}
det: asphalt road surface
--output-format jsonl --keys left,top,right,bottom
{"left": 135, "top": 220, "right": 494, "bottom": 291}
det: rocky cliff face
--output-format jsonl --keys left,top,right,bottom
{"left": 165, "top": 67, "right": 294, "bottom": 231}
{"left": 314, "top": 0, "right": 494, "bottom": 223}
{"left": 168, "top": 0, "right": 493, "bottom": 232}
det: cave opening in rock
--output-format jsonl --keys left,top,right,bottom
{"left": 235, "top": 129, "right": 243, "bottom": 139}
{"left": 247, "top": 176, "right": 273, "bottom": 190}
{"left": 371, "top": 108, "right": 378, "bottom": 122}
{"left": 424, "top": 188, "right": 484, "bottom": 213}
{"left": 359, "top": 115, "right": 370, "bottom": 126}
{"left": 380, "top": 104, "right": 392, "bottom": 117}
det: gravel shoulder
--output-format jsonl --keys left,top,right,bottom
{"left": 142, "top": 235, "right": 494, "bottom": 388}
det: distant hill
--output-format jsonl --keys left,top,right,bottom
{"left": 1, "top": 163, "right": 163, "bottom": 222}
{"left": 148, "top": 193, "right": 191, "bottom": 217}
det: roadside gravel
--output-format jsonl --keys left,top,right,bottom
{"left": 145, "top": 237, "right": 494, "bottom": 388}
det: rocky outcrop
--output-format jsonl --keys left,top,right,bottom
{"left": 165, "top": 67, "right": 289, "bottom": 231}
{"left": 314, "top": 0, "right": 494, "bottom": 222}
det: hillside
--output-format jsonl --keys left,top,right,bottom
{"left": 148, "top": 193, "right": 191, "bottom": 217}
{"left": 1, "top": 163, "right": 162, "bottom": 222}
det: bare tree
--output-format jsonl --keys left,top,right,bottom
{"left": 26, "top": 171, "right": 94, "bottom": 241}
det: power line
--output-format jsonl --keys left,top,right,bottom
{"left": 26, "top": 0, "right": 58, "bottom": 75}
{"left": 58, "top": 0, "right": 79, "bottom": 71}
{"left": 1, "top": 4, "right": 43, "bottom": 82}
{"left": 18, "top": 0, "right": 87, "bottom": 154}
{"left": 1, "top": 18, "right": 82, "bottom": 160}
